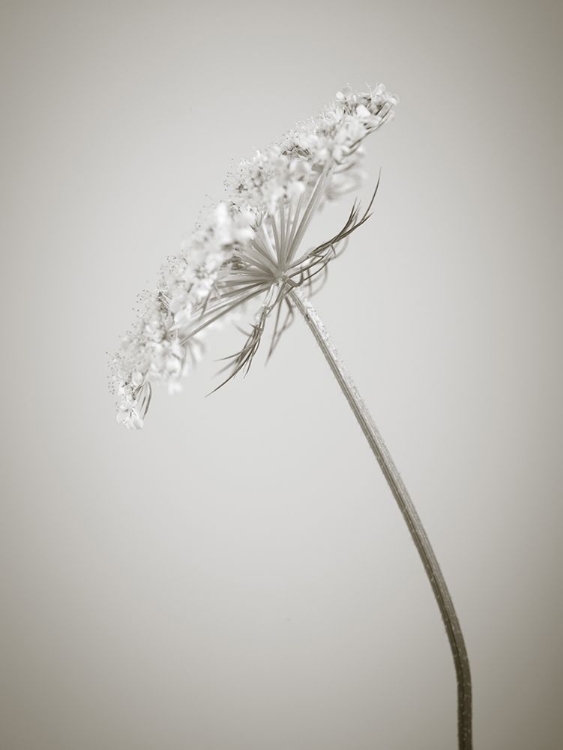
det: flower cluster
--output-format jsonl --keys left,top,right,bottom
{"left": 229, "top": 84, "right": 396, "bottom": 214}
{"left": 112, "top": 84, "right": 398, "bottom": 428}
{"left": 112, "top": 206, "right": 255, "bottom": 429}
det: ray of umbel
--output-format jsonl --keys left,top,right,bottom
{"left": 110, "top": 85, "right": 473, "bottom": 749}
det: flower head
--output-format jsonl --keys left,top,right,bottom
{"left": 111, "top": 85, "right": 398, "bottom": 428}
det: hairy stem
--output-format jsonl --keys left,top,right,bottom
{"left": 288, "top": 286, "right": 472, "bottom": 750}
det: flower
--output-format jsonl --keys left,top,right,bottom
{"left": 111, "top": 84, "right": 398, "bottom": 428}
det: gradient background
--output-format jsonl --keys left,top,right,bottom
{"left": 1, "top": 1, "right": 562, "bottom": 749}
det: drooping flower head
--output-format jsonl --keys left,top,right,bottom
{"left": 111, "top": 84, "right": 398, "bottom": 428}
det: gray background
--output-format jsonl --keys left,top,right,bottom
{"left": 1, "top": 1, "right": 562, "bottom": 748}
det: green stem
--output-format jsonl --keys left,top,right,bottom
{"left": 288, "top": 286, "right": 472, "bottom": 750}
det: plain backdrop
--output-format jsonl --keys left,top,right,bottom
{"left": 1, "top": 1, "right": 562, "bottom": 749}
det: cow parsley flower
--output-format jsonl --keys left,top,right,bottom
{"left": 110, "top": 83, "right": 474, "bottom": 750}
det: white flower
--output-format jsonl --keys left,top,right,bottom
{"left": 112, "top": 85, "right": 398, "bottom": 428}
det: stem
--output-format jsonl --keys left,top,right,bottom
{"left": 288, "top": 286, "right": 472, "bottom": 750}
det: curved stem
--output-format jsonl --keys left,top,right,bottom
{"left": 288, "top": 286, "right": 472, "bottom": 750}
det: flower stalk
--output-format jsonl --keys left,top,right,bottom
{"left": 288, "top": 285, "right": 473, "bottom": 750}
